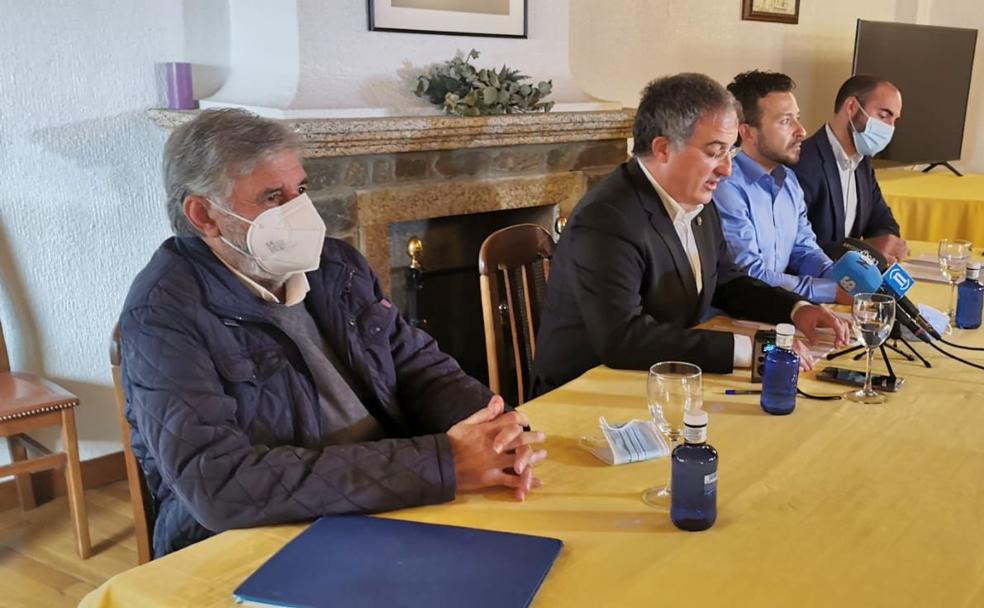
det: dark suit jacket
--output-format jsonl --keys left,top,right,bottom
{"left": 793, "top": 126, "right": 901, "bottom": 257}
{"left": 530, "top": 160, "right": 804, "bottom": 396}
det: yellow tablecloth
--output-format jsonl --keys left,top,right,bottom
{"left": 878, "top": 169, "right": 984, "bottom": 244}
{"left": 81, "top": 242, "right": 984, "bottom": 608}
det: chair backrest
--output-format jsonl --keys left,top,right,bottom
{"left": 0, "top": 317, "right": 9, "bottom": 374}
{"left": 110, "top": 323, "right": 155, "bottom": 564}
{"left": 478, "top": 224, "right": 555, "bottom": 405}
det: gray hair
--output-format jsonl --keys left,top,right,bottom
{"left": 632, "top": 73, "right": 742, "bottom": 156}
{"left": 163, "top": 109, "right": 300, "bottom": 235}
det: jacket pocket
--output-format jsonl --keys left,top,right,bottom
{"left": 214, "top": 346, "right": 288, "bottom": 385}
{"left": 357, "top": 299, "right": 399, "bottom": 344}
{"left": 353, "top": 300, "right": 400, "bottom": 403}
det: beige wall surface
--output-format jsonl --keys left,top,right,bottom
{"left": 927, "top": 1, "right": 984, "bottom": 173}
{"left": 569, "top": 0, "right": 982, "bottom": 170}
{"left": 570, "top": 0, "right": 898, "bottom": 134}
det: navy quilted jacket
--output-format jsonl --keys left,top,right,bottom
{"left": 119, "top": 237, "right": 493, "bottom": 557}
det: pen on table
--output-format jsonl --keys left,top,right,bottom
{"left": 724, "top": 389, "right": 762, "bottom": 395}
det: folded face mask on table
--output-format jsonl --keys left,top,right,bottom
{"left": 898, "top": 304, "right": 950, "bottom": 340}
{"left": 579, "top": 416, "right": 670, "bottom": 465}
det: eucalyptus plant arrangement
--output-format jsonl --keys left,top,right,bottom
{"left": 413, "top": 49, "right": 554, "bottom": 117}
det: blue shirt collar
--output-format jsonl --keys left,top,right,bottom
{"left": 733, "top": 150, "right": 788, "bottom": 190}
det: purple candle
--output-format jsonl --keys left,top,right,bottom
{"left": 165, "top": 62, "right": 197, "bottom": 110}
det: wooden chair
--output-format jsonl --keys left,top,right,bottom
{"left": 478, "top": 224, "right": 555, "bottom": 405}
{"left": 110, "top": 324, "right": 155, "bottom": 564}
{"left": 0, "top": 318, "right": 91, "bottom": 558}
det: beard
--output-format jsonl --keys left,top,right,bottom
{"left": 757, "top": 137, "right": 802, "bottom": 166}
{"left": 849, "top": 109, "right": 868, "bottom": 134}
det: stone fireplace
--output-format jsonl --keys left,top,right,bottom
{"left": 149, "top": 108, "right": 634, "bottom": 383}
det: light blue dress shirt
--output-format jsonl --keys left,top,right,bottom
{"left": 714, "top": 151, "right": 837, "bottom": 303}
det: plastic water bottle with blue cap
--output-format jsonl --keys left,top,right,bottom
{"left": 956, "top": 262, "right": 983, "bottom": 329}
{"left": 760, "top": 323, "right": 799, "bottom": 415}
{"left": 670, "top": 408, "right": 717, "bottom": 532}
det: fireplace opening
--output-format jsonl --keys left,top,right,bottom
{"left": 388, "top": 205, "right": 558, "bottom": 396}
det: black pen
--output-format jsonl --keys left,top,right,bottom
{"left": 724, "top": 389, "right": 762, "bottom": 395}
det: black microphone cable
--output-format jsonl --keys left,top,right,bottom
{"left": 796, "top": 388, "right": 841, "bottom": 401}
{"left": 926, "top": 340, "right": 984, "bottom": 371}
{"left": 937, "top": 336, "right": 984, "bottom": 352}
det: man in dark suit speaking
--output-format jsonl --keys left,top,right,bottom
{"left": 531, "top": 73, "right": 849, "bottom": 396}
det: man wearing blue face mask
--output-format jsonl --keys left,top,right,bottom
{"left": 119, "top": 109, "right": 546, "bottom": 558}
{"left": 794, "top": 74, "right": 909, "bottom": 264}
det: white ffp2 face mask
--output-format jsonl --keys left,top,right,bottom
{"left": 210, "top": 193, "right": 327, "bottom": 276}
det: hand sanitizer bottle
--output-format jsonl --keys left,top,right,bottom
{"left": 760, "top": 323, "right": 799, "bottom": 415}
{"left": 670, "top": 409, "right": 717, "bottom": 532}
{"left": 956, "top": 262, "right": 983, "bottom": 329}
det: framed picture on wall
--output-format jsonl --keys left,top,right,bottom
{"left": 741, "top": 0, "right": 800, "bottom": 24}
{"left": 368, "top": 0, "right": 527, "bottom": 38}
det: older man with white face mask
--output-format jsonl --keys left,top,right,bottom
{"left": 119, "top": 109, "right": 546, "bottom": 558}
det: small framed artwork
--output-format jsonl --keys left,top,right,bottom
{"left": 742, "top": 0, "right": 800, "bottom": 24}
{"left": 368, "top": 0, "right": 527, "bottom": 38}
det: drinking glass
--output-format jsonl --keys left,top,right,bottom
{"left": 642, "top": 361, "right": 702, "bottom": 508}
{"left": 939, "top": 239, "right": 972, "bottom": 332}
{"left": 845, "top": 293, "right": 895, "bottom": 404}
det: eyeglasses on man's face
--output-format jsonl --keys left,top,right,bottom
{"left": 699, "top": 144, "right": 740, "bottom": 163}
{"left": 679, "top": 142, "right": 740, "bottom": 164}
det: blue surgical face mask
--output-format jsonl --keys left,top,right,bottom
{"left": 578, "top": 416, "right": 669, "bottom": 465}
{"left": 850, "top": 105, "right": 894, "bottom": 157}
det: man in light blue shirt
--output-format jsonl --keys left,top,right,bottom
{"left": 714, "top": 70, "right": 849, "bottom": 305}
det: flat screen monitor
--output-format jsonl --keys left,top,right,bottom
{"left": 852, "top": 19, "right": 978, "bottom": 163}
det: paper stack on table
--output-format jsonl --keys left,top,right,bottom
{"left": 902, "top": 254, "right": 949, "bottom": 284}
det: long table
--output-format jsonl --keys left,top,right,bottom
{"left": 81, "top": 242, "right": 984, "bottom": 607}
{"left": 878, "top": 169, "right": 984, "bottom": 244}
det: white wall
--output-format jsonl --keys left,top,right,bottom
{"left": 0, "top": 0, "right": 181, "bottom": 463}
{"left": 203, "top": 0, "right": 595, "bottom": 114}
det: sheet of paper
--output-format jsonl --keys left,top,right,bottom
{"left": 904, "top": 253, "right": 940, "bottom": 267}
{"left": 901, "top": 262, "right": 949, "bottom": 284}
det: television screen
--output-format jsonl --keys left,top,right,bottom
{"left": 852, "top": 20, "right": 978, "bottom": 163}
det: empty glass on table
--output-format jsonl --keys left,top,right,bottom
{"left": 642, "top": 361, "right": 702, "bottom": 508}
{"left": 939, "top": 239, "right": 972, "bottom": 332}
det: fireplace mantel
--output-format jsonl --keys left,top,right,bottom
{"left": 146, "top": 108, "right": 634, "bottom": 158}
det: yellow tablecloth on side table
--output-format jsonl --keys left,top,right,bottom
{"left": 877, "top": 169, "right": 984, "bottom": 244}
{"left": 81, "top": 242, "right": 984, "bottom": 608}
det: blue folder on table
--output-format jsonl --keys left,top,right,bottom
{"left": 233, "top": 515, "right": 564, "bottom": 608}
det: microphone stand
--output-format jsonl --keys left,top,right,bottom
{"left": 892, "top": 333, "right": 932, "bottom": 368}
{"left": 826, "top": 342, "right": 898, "bottom": 380}
{"left": 825, "top": 321, "right": 932, "bottom": 370}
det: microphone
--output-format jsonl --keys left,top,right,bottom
{"left": 879, "top": 263, "right": 942, "bottom": 339}
{"left": 836, "top": 238, "right": 941, "bottom": 339}
{"left": 834, "top": 237, "right": 888, "bottom": 268}
{"left": 833, "top": 251, "right": 984, "bottom": 369}
{"left": 830, "top": 252, "right": 933, "bottom": 343}
{"left": 830, "top": 250, "right": 882, "bottom": 294}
